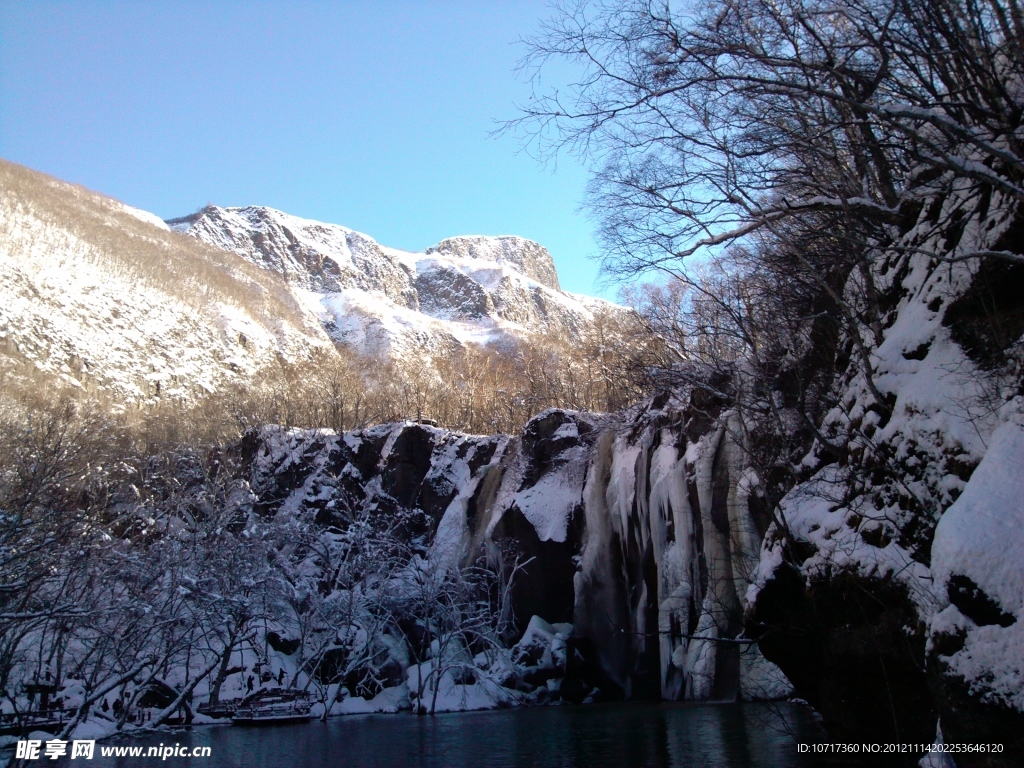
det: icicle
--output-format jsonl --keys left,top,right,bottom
{"left": 683, "top": 423, "right": 735, "bottom": 699}
{"left": 724, "top": 413, "right": 761, "bottom": 600}
{"left": 605, "top": 432, "right": 640, "bottom": 542}
{"left": 648, "top": 427, "right": 694, "bottom": 699}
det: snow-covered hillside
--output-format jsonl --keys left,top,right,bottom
{"left": 169, "top": 205, "right": 623, "bottom": 359}
{"left": 0, "top": 160, "right": 333, "bottom": 402}
{"left": 0, "top": 161, "right": 626, "bottom": 413}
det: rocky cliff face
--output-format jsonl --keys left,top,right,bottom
{"left": 743, "top": 181, "right": 1024, "bottom": 761}
{"left": 243, "top": 396, "right": 792, "bottom": 708}
{"left": 169, "top": 206, "right": 420, "bottom": 302}
{"left": 169, "top": 205, "right": 621, "bottom": 359}
{"left": 425, "top": 235, "right": 561, "bottom": 291}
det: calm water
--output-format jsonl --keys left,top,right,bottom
{"left": 60, "top": 702, "right": 867, "bottom": 768}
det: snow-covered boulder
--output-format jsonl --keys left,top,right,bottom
{"left": 928, "top": 421, "right": 1024, "bottom": 755}
{"left": 512, "top": 615, "right": 571, "bottom": 686}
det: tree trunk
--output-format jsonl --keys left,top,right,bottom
{"left": 206, "top": 624, "right": 240, "bottom": 706}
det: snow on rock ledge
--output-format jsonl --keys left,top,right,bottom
{"left": 931, "top": 421, "right": 1024, "bottom": 633}
{"left": 744, "top": 176, "right": 1024, "bottom": 757}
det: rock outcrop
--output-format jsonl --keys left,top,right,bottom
{"left": 425, "top": 235, "right": 561, "bottom": 291}
{"left": 743, "top": 179, "right": 1024, "bottom": 762}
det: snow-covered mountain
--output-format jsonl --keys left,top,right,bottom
{"left": 168, "top": 205, "right": 623, "bottom": 359}
{"left": 0, "top": 160, "right": 333, "bottom": 402}
{"left": 0, "top": 161, "right": 622, "bottom": 404}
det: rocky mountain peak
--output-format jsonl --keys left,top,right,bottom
{"left": 169, "top": 204, "right": 621, "bottom": 360}
{"left": 424, "top": 235, "right": 561, "bottom": 291}
{"left": 167, "top": 205, "right": 409, "bottom": 300}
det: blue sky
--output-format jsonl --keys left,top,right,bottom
{"left": 0, "top": 1, "right": 615, "bottom": 298}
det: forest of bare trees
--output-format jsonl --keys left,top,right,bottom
{"left": 0, "top": 399, "right": 534, "bottom": 731}
{"left": 205, "top": 305, "right": 656, "bottom": 438}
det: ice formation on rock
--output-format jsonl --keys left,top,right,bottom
{"left": 245, "top": 398, "right": 792, "bottom": 707}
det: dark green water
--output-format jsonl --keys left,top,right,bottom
{"left": 63, "top": 702, "right": 868, "bottom": 768}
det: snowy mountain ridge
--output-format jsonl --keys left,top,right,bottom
{"left": 169, "top": 205, "right": 622, "bottom": 359}
{"left": 0, "top": 160, "right": 622, "bottom": 405}
{"left": 0, "top": 160, "right": 333, "bottom": 403}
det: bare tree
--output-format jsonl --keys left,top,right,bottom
{"left": 386, "top": 550, "right": 528, "bottom": 715}
{"left": 512, "top": 0, "right": 1023, "bottom": 267}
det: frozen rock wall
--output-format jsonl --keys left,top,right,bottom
{"left": 567, "top": 402, "right": 788, "bottom": 702}
{"left": 744, "top": 179, "right": 1024, "bottom": 757}
{"left": 245, "top": 398, "right": 792, "bottom": 707}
